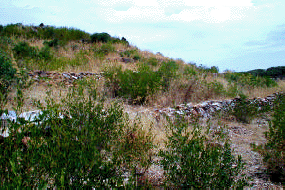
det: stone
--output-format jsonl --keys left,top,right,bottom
{"left": 122, "top": 57, "right": 134, "bottom": 63}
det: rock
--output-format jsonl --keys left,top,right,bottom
{"left": 122, "top": 57, "right": 134, "bottom": 63}
{"left": 19, "top": 110, "right": 42, "bottom": 122}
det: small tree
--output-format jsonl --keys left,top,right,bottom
{"left": 91, "top": 32, "right": 111, "bottom": 43}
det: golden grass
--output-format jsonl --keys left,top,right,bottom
{"left": 5, "top": 82, "right": 69, "bottom": 112}
{"left": 243, "top": 79, "right": 285, "bottom": 98}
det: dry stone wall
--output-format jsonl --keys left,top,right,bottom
{"left": 154, "top": 92, "right": 283, "bottom": 118}
{"left": 28, "top": 70, "right": 103, "bottom": 85}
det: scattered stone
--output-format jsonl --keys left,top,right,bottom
{"left": 122, "top": 57, "right": 134, "bottom": 63}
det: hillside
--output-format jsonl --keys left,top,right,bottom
{"left": 0, "top": 23, "right": 284, "bottom": 188}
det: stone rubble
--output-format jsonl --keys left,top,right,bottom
{"left": 154, "top": 92, "right": 282, "bottom": 119}
{"left": 28, "top": 70, "right": 103, "bottom": 85}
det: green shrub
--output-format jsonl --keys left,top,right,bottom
{"left": 38, "top": 46, "right": 53, "bottom": 60}
{"left": 91, "top": 32, "right": 111, "bottom": 43}
{"left": 119, "top": 49, "right": 138, "bottom": 58}
{"left": 0, "top": 36, "right": 14, "bottom": 52}
{"left": 228, "top": 94, "right": 260, "bottom": 123}
{"left": 13, "top": 42, "right": 38, "bottom": 60}
{"left": 226, "top": 82, "right": 240, "bottom": 97}
{"left": 133, "top": 54, "right": 141, "bottom": 61}
{"left": 110, "top": 37, "right": 129, "bottom": 45}
{"left": 1, "top": 24, "right": 23, "bottom": 37}
{"left": 147, "top": 57, "right": 159, "bottom": 67}
{"left": 205, "top": 81, "right": 226, "bottom": 99}
{"left": 104, "top": 64, "right": 161, "bottom": 104}
{"left": 183, "top": 66, "right": 197, "bottom": 76}
{"left": 158, "top": 61, "right": 179, "bottom": 90}
{"left": 0, "top": 84, "right": 154, "bottom": 188}
{"left": 43, "top": 38, "right": 59, "bottom": 48}
{"left": 159, "top": 114, "right": 248, "bottom": 188}
{"left": 252, "top": 94, "right": 285, "bottom": 184}
{"left": 99, "top": 43, "right": 115, "bottom": 55}
{"left": 0, "top": 50, "right": 17, "bottom": 108}
{"left": 224, "top": 73, "right": 277, "bottom": 88}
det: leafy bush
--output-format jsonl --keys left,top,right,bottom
{"left": 13, "top": 41, "right": 53, "bottom": 62}
{"left": 228, "top": 94, "right": 260, "bottom": 123}
{"left": 0, "top": 36, "right": 14, "bottom": 52}
{"left": 110, "top": 37, "right": 129, "bottom": 45}
{"left": 91, "top": 32, "right": 111, "bottom": 43}
{"left": 38, "top": 46, "right": 53, "bottom": 60}
{"left": 0, "top": 85, "right": 154, "bottom": 188}
{"left": 183, "top": 66, "right": 197, "bottom": 76}
{"left": 224, "top": 73, "right": 277, "bottom": 88}
{"left": 252, "top": 93, "right": 285, "bottom": 183}
{"left": 159, "top": 114, "right": 248, "bottom": 188}
{"left": 43, "top": 38, "right": 59, "bottom": 48}
{"left": 99, "top": 43, "right": 115, "bottom": 55}
{"left": 13, "top": 42, "right": 38, "bottom": 60}
{"left": 147, "top": 57, "right": 159, "bottom": 67}
{"left": 0, "top": 50, "right": 17, "bottom": 108}
{"left": 204, "top": 81, "right": 226, "bottom": 99}
{"left": 133, "top": 54, "right": 141, "bottom": 61}
{"left": 158, "top": 61, "right": 179, "bottom": 90}
{"left": 104, "top": 64, "right": 162, "bottom": 104}
{"left": 119, "top": 49, "right": 138, "bottom": 58}
{"left": 1, "top": 23, "right": 24, "bottom": 37}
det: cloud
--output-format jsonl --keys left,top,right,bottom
{"left": 244, "top": 24, "right": 285, "bottom": 51}
{"left": 183, "top": 0, "right": 253, "bottom": 6}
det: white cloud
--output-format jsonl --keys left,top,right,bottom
{"left": 98, "top": 6, "right": 165, "bottom": 23}
{"left": 168, "top": 6, "right": 250, "bottom": 23}
{"left": 183, "top": 0, "right": 253, "bottom": 7}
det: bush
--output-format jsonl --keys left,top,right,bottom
{"left": 91, "top": 32, "right": 111, "bottom": 43}
{"left": 228, "top": 94, "right": 260, "bottom": 123}
{"left": 252, "top": 93, "right": 285, "bottom": 183}
{"left": 0, "top": 50, "right": 17, "bottom": 108}
{"left": 0, "top": 36, "right": 14, "bottom": 52}
{"left": 204, "top": 81, "right": 226, "bottom": 99}
{"left": 147, "top": 57, "right": 159, "bottom": 67}
{"left": 0, "top": 85, "right": 154, "bottom": 188}
{"left": 43, "top": 38, "right": 59, "bottom": 48}
{"left": 37, "top": 46, "right": 53, "bottom": 60}
{"left": 99, "top": 43, "right": 115, "bottom": 55}
{"left": 224, "top": 72, "right": 277, "bottom": 88}
{"left": 159, "top": 114, "right": 248, "bottom": 188}
{"left": 110, "top": 37, "right": 129, "bottom": 45}
{"left": 158, "top": 61, "right": 179, "bottom": 90}
{"left": 104, "top": 64, "right": 162, "bottom": 104}
{"left": 13, "top": 42, "right": 38, "bottom": 60}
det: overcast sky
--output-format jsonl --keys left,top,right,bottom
{"left": 1, "top": 0, "right": 285, "bottom": 72}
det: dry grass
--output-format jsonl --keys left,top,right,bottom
{"left": 243, "top": 79, "right": 285, "bottom": 98}
{"left": 5, "top": 82, "right": 69, "bottom": 112}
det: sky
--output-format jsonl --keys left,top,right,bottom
{"left": 1, "top": 0, "right": 285, "bottom": 72}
